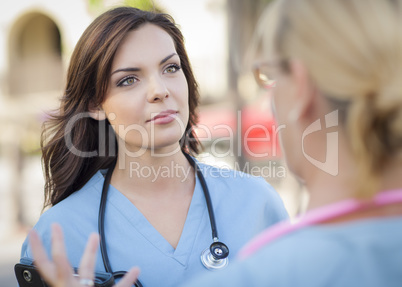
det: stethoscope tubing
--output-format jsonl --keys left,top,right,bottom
{"left": 183, "top": 153, "right": 219, "bottom": 239}
{"left": 98, "top": 153, "right": 228, "bottom": 286}
{"left": 98, "top": 159, "right": 114, "bottom": 274}
{"left": 98, "top": 158, "right": 142, "bottom": 286}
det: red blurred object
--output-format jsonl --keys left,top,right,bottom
{"left": 196, "top": 103, "right": 281, "bottom": 160}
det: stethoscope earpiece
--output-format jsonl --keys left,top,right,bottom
{"left": 201, "top": 241, "right": 229, "bottom": 270}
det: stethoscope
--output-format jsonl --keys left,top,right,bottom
{"left": 98, "top": 153, "right": 229, "bottom": 287}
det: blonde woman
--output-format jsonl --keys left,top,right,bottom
{"left": 182, "top": 0, "right": 402, "bottom": 286}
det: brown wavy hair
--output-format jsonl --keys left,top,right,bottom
{"left": 42, "top": 7, "right": 200, "bottom": 208}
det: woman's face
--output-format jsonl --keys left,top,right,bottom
{"left": 256, "top": 57, "right": 303, "bottom": 175}
{"left": 102, "top": 23, "right": 189, "bottom": 155}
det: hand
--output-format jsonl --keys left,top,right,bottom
{"left": 29, "top": 223, "right": 140, "bottom": 287}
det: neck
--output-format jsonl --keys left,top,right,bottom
{"left": 304, "top": 158, "right": 402, "bottom": 216}
{"left": 305, "top": 173, "right": 355, "bottom": 211}
{"left": 111, "top": 145, "right": 194, "bottom": 196}
{"left": 302, "top": 141, "right": 358, "bottom": 210}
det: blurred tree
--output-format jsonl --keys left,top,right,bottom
{"left": 89, "top": 0, "right": 103, "bottom": 8}
{"left": 89, "top": 0, "right": 164, "bottom": 14}
{"left": 124, "top": 0, "right": 164, "bottom": 12}
{"left": 88, "top": 0, "right": 104, "bottom": 14}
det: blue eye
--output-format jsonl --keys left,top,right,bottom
{"left": 117, "top": 76, "right": 137, "bottom": 87}
{"left": 164, "top": 64, "right": 181, "bottom": 74}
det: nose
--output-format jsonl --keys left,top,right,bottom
{"left": 147, "top": 74, "right": 169, "bottom": 103}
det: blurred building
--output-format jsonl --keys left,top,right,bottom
{"left": 0, "top": 0, "right": 91, "bottom": 237}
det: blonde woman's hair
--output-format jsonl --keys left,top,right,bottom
{"left": 259, "top": 0, "right": 402, "bottom": 198}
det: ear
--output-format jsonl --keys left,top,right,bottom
{"left": 288, "top": 59, "right": 317, "bottom": 122}
{"left": 88, "top": 104, "right": 107, "bottom": 121}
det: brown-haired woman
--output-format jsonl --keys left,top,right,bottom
{"left": 18, "top": 7, "right": 288, "bottom": 287}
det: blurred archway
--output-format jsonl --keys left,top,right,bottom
{"left": 8, "top": 12, "right": 63, "bottom": 96}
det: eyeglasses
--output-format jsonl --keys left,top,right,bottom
{"left": 253, "top": 59, "right": 288, "bottom": 89}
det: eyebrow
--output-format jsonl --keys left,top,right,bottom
{"left": 111, "top": 53, "right": 178, "bottom": 75}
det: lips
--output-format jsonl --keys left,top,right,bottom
{"left": 147, "top": 110, "right": 178, "bottom": 123}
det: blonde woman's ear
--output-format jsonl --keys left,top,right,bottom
{"left": 88, "top": 106, "right": 107, "bottom": 121}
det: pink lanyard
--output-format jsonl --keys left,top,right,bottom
{"left": 238, "top": 189, "right": 402, "bottom": 260}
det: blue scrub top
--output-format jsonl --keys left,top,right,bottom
{"left": 20, "top": 161, "right": 288, "bottom": 286}
{"left": 181, "top": 216, "right": 402, "bottom": 287}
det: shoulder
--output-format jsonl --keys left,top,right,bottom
{"left": 229, "top": 218, "right": 402, "bottom": 286}
{"left": 20, "top": 170, "right": 104, "bottom": 260}
{"left": 197, "top": 161, "right": 273, "bottom": 191}
{"left": 179, "top": 225, "right": 361, "bottom": 287}
{"left": 182, "top": 218, "right": 402, "bottom": 287}
{"left": 196, "top": 161, "right": 288, "bottom": 221}
{"left": 42, "top": 170, "right": 104, "bottom": 220}
{"left": 198, "top": 162, "right": 284, "bottom": 204}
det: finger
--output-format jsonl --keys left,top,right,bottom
{"left": 51, "top": 224, "right": 74, "bottom": 283}
{"left": 115, "top": 267, "right": 141, "bottom": 287}
{"left": 29, "top": 230, "right": 57, "bottom": 283}
{"left": 78, "top": 233, "right": 99, "bottom": 281}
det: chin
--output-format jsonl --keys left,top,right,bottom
{"left": 148, "top": 135, "right": 183, "bottom": 153}
{"left": 283, "top": 152, "right": 301, "bottom": 178}
{"left": 285, "top": 160, "right": 306, "bottom": 185}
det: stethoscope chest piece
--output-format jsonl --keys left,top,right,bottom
{"left": 201, "top": 241, "right": 229, "bottom": 270}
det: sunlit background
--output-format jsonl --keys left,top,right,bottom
{"left": 0, "top": 0, "right": 306, "bottom": 285}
